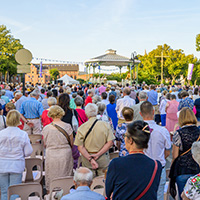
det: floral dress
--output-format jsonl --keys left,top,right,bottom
{"left": 115, "top": 123, "right": 129, "bottom": 157}
{"left": 184, "top": 173, "right": 200, "bottom": 200}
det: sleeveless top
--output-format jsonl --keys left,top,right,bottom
{"left": 176, "top": 126, "right": 200, "bottom": 175}
{"left": 166, "top": 100, "right": 179, "bottom": 120}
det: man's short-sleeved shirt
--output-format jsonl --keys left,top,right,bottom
{"left": 74, "top": 117, "right": 115, "bottom": 152}
{"left": 20, "top": 97, "right": 44, "bottom": 119}
{"left": 144, "top": 120, "right": 171, "bottom": 167}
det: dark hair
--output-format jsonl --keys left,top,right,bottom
{"left": 171, "top": 94, "right": 176, "bottom": 100}
{"left": 181, "top": 91, "right": 189, "bottom": 98}
{"left": 58, "top": 93, "right": 70, "bottom": 113}
{"left": 77, "top": 90, "right": 84, "bottom": 97}
{"left": 140, "top": 101, "right": 153, "bottom": 116}
{"left": 194, "top": 88, "right": 199, "bottom": 95}
{"left": 47, "top": 91, "right": 53, "bottom": 98}
{"left": 166, "top": 93, "right": 171, "bottom": 100}
{"left": 59, "top": 88, "right": 64, "bottom": 94}
{"left": 41, "top": 88, "right": 45, "bottom": 94}
{"left": 72, "top": 93, "right": 77, "bottom": 98}
{"left": 101, "top": 92, "right": 107, "bottom": 100}
{"left": 127, "top": 120, "right": 150, "bottom": 149}
{"left": 109, "top": 95, "right": 115, "bottom": 104}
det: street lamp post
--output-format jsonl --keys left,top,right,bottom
{"left": 131, "top": 51, "right": 138, "bottom": 85}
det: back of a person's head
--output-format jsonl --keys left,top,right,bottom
{"left": 58, "top": 93, "right": 70, "bottom": 112}
{"left": 139, "top": 91, "right": 147, "bottom": 100}
{"left": 123, "top": 87, "right": 131, "bottom": 95}
{"left": 97, "top": 102, "right": 106, "bottom": 115}
{"left": 127, "top": 120, "right": 150, "bottom": 149}
{"left": 181, "top": 91, "right": 189, "bottom": 98}
{"left": 85, "top": 103, "right": 98, "bottom": 118}
{"left": 140, "top": 101, "right": 153, "bottom": 117}
{"left": 47, "top": 91, "right": 53, "bottom": 98}
{"left": 194, "top": 88, "right": 199, "bottom": 95}
{"left": 150, "top": 85, "right": 155, "bottom": 90}
{"left": 166, "top": 93, "right": 171, "bottom": 100}
{"left": 74, "top": 167, "right": 93, "bottom": 186}
{"left": 162, "top": 90, "right": 167, "bottom": 96}
{"left": 41, "top": 88, "right": 45, "bottom": 94}
{"left": 77, "top": 90, "right": 84, "bottom": 97}
{"left": 109, "top": 95, "right": 115, "bottom": 104}
{"left": 74, "top": 96, "right": 83, "bottom": 107}
{"left": 178, "top": 107, "right": 197, "bottom": 127}
{"left": 101, "top": 92, "right": 107, "bottom": 100}
{"left": 122, "top": 107, "right": 134, "bottom": 121}
{"left": 72, "top": 93, "right": 77, "bottom": 99}
{"left": 171, "top": 94, "right": 176, "bottom": 100}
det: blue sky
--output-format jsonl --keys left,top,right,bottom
{"left": 1, "top": 0, "right": 200, "bottom": 70}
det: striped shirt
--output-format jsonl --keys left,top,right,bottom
{"left": 20, "top": 97, "right": 44, "bottom": 119}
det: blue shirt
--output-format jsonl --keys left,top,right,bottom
{"left": 148, "top": 90, "right": 158, "bottom": 105}
{"left": 15, "top": 96, "right": 27, "bottom": 112}
{"left": 1, "top": 96, "right": 9, "bottom": 104}
{"left": 178, "top": 97, "right": 194, "bottom": 111}
{"left": 61, "top": 186, "right": 105, "bottom": 200}
{"left": 20, "top": 97, "right": 44, "bottom": 118}
{"left": 5, "top": 90, "right": 14, "bottom": 100}
{"left": 107, "top": 103, "right": 118, "bottom": 130}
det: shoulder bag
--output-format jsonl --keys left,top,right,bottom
{"left": 51, "top": 123, "right": 72, "bottom": 148}
{"left": 135, "top": 160, "right": 158, "bottom": 200}
{"left": 169, "top": 134, "right": 200, "bottom": 198}
{"left": 83, "top": 119, "right": 98, "bottom": 143}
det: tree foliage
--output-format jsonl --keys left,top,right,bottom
{"left": 0, "top": 25, "right": 23, "bottom": 81}
{"left": 49, "top": 68, "right": 60, "bottom": 81}
{"left": 138, "top": 44, "right": 199, "bottom": 85}
{"left": 196, "top": 34, "right": 200, "bottom": 51}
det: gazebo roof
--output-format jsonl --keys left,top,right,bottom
{"left": 85, "top": 49, "right": 139, "bottom": 66}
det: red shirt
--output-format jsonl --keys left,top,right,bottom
{"left": 85, "top": 96, "right": 93, "bottom": 106}
{"left": 41, "top": 110, "right": 53, "bottom": 127}
{"left": 76, "top": 108, "right": 88, "bottom": 126}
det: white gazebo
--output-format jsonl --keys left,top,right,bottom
{"left": 84, "top": 49, "right": 140, "bottom": 82}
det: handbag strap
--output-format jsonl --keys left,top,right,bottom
{"left": 83, "top": 119, "right": 98, "bottom": 143}
{"left": 180, "top": 134, "right": 200, "bottom": 157}
{"left": 51, "top": 123, "right": 72, "bottom": 148}
{"left": 135, "top": 160, "right": 158, "bottom": 200}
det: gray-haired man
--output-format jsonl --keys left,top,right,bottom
{"left": 131, "top": 91, "right": 148, "bottom": 121}
{"left": 61, "top": 167, "right": 105, "bottom": 200}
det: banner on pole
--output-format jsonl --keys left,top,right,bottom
{"left": 187, "top": 63, "right": 194, "bottom": 80}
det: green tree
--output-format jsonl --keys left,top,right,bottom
{"left": 0, "top": 25, "right": 23, "bottom": 81}
{"left": 196, "top": 34, "right": 200, "bottom": 51}
{"left": 49, "top": 68, "right": 60, "bottom": 81}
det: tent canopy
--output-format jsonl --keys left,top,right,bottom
{"left": 58, "top": 74, "right": 79, "bottom": 84}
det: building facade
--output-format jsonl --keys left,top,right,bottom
{"left": 25, "top": 63, "right": 79, "bottom": 84}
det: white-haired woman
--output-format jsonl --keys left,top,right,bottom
{"left": 74, "top": 103, "right": 115, "bottom": 177}
{"left": 41, "top": 97, "right": 57, "bottom": 127}
{"left": 0, "top": 110, "right": 33, "bottom": 200}
{"left": 182, "top": 141, "right": 200, "bottom": 200}
{"left": 42, "top": 105, "right": 73, "bottom": 193}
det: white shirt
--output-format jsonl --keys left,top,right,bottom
{"left": 144, "top": 120, "right": 171, "bottom": 167}
{"left": 101, "top": 99, "right": 110, "bottom": 106}
{"left": 0, "top": 127, "right": 33, "bottom": 173}
{"left": 116, "top": 96, "right": 135, "bottom": 119}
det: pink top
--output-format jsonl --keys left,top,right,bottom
{"left": 76, "top": 108, "right": 88, "bottom": 126}
{"left": 41, "top": 110, "right": 53, "bottom": 127}
{"left": 166, "top": 100, "right": 179, "bottom": 120}
{"left": 99, "top": 85, "right": 106, "bottom": 95}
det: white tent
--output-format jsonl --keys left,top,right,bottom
{"left": 58, "top": 74, "right": 79, "bottom": 84}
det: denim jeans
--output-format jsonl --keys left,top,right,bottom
{"left": 0, "top": 173, "right": 22, "bottom": 200}
{"left": 176, "top": 174, "right": 193, "bottom": 200}
{"left": 157, "top": 167, "right": 166, "bottom": 200}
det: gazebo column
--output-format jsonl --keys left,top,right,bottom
{"left": 93, "top": 65, "right": 96, "bottom": 77}
{"left": 118, "top": 66, "right": 122, "bottom": 77}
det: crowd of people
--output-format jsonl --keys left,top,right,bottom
{"left": 0, "top": 81, "right": 200, "bottom": 200}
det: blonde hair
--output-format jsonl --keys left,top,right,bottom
{"left": 48, "top": 105, "right": 65, "bottom": 119}
{"left": 5, "top": 102, "right": 16, "bottom": 111}
{"left": 178, "top": 107, "right": 197, "bottom": 127}
{"left": 6, "top": 110, "right": 21, "bottom": 127}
